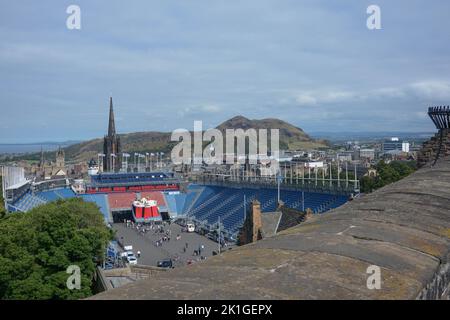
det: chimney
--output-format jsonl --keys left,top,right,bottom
{"left": 251, "top": 200, "right": 262, "bottom": 242}
{"left": 305, "top": 208, "right": 314, "bottom": 221}
{"left": 276, "top": 200, "right": 285, "bottom": 211}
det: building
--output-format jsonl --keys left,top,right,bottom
{"left": 337, "top": 152, "right": 353, "bottom": 162}
{"left": 359, "top": 149, "right": 375, "bottom": 160}
{"left": 31, "top": 147, "right": 67, "bottom": 180}
{"left": 382, "top": 137, "right": 410, "bottom": 153}
{"left": 103, "top": 97, "right": 122, "bottom": 172}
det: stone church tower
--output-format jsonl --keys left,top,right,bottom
{"left": 55, "top": 147, "right": 65, "bottom": 168}
{"left": 103, "top": 97, "right": 121, "bottom": 172}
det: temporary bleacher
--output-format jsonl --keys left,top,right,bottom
{"left": 141, "top": 191, "right": 166, "bottom": 206}
{"left": 37, "top": 188, "right": 76, "bottom": 202}
{"left": 79, "top": 194, "right": 111, "bottom": 223}
{"left": 108, "top": 193, "right": 137, "bottom": 210}
{"left": 183, "top": 186, "right": 349, "bottom": 236}
{"left": 9, "top": 188, "right": 76, "bottom": 212}
{"left": 11, "top": 192, "right": 47, "bottom": 212}
{"left": 181, "top": 185, "right": 204, "bottom": 214}
{"left": 164, "top": 193, "right": 179, "bottom": 215}
{"left": 141, "top": 191, "right": 168, "bottom": 212}
{"left": 55, "top": 188, "right": 76, "bottom": 199}
{"left": 9, "top": 186, "right": 112, "bottom": 223}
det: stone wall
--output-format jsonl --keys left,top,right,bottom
{"left": 418, "top": 129, "right": 450, "bottom": 167}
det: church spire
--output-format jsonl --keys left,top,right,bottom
{"left": 40, "top": 146, "right": 45, "bottom": 167}
{"left": 108, "top": 96, "right": 116, "bottom": 136}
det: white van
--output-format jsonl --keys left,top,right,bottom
{"left": 186, "top": 223, "right": 195, "bottom": 233}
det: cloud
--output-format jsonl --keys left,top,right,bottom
{"left": 290, "top": 80, "right": 450, "bottom": 108}
{"left": 1, "top": 0, "right": 450, "bottom": 142}
{"left": 294, "top": 90, "right": 357, "bottom": 107}
{"left": 408, "top": 81, "right": 450, "bottom": 101}
{"left": 180, "top": 104, "right": 222, "bottom": 116}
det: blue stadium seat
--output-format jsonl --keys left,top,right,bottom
{"left": 182, "top": 185, "right": 349, "bottom": 236}
{"left": 11, "top": 192, "right": 47, "bottom": 212}
{"left": 164, "top": 193, "right": 179, "bottom": 215}
{"left": 79, "top": 194, "right": 110, "bottom": 222}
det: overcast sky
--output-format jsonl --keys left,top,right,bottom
{"left": 1, "top": 0, "right": 449, "bottom": 143}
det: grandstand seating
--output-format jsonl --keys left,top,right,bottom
{"left": 181, "top": 185, "right": 204, "bottom": 213}
{"left": 164, "top": 193, "right": 178, "bottom": 215}
{"left": 90, "top": 172, "right": 173, "bottom": 185}
{"left": 174, "top": 193, "right": 186, "bottom": 215}
{"left": 11, "top": 192, "right": 47, "bottom": 212}
{"left": 108, "top": 193, "right": 137, "bottom": 210}
{"left": 8, "top": 182, "right": 348, "bottom": 236}
{"left": 141, "top": 191, "right": 166, "bottom": 206}
{"left": 55, "top": 188, "right": 76, "bottom": 199}
{"left": 80, "top": 194, "right": 110, "bottom": 222}
{"left": 37, "top": 188, "right": 75, "bottom": 202}
{"left": 182, "top": 185, "right": 348, "bottom": 236}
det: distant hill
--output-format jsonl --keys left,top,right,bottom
{"left": 63, "top": 131, "right": 174, "bottom": 163}
{"left": 216, "top": 116, "right": 328, "bottom": 151}
{"left": 11, "top": 116, "right": 329, "bottom": 163}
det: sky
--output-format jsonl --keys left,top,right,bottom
{"left": 1, "top": 0, "right": 450, "bottom": 143}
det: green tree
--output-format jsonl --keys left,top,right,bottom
{"left": 360, "top": 160, "right": 417, "bottom": 193}
{"left": 0, "top": 176, "right": 5, "bottom": 218}
{"left": 0, "top": 198, "right": 112, "bottom": 299}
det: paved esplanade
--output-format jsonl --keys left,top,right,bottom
{"left": 113, "top": 222, "right": 225, "bottom": 267}
{"left": 93, "top": 157, "right": 450, "bottom": 300}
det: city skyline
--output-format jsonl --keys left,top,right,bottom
{"left": 1, "top": 0, "right": 450, "bottom": 143}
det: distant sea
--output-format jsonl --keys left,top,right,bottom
{"left": 310, "top": 131, "right": 435, "bottom": 142}
{"left": 0, "top": 142, "right": 79, "bottom": 155}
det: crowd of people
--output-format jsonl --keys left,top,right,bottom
{"left": 121, "top": 219, "right": 214, "bottom": 265}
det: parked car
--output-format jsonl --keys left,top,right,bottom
{"left": 157, "top": 259, "right": 173, "bottom": 268}
{"left": 127, "top": 256, "right": 138, "bottom": 265}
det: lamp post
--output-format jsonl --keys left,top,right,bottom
{"left": 276, "top": 171, "right": 282, "bottom": 204}
{"left": 150, "top": 153, "right": 154, "bottom": 171}
{"left": 111, "top": 154, "right": 116, "bottom": 172}
{"left": 346, "top": 162, "right": 349, "bottom": 188}
{"left": 134, "top": 153, "right": 138, "bottom": 172}
{"left": 122, "top": 153, "right": 130, "bottom": 172}
{"left": 160, "top": 152, "right": 165, "bottom": 168}
{"left": 97, "top": 153, "right": 105, "bottom": 173}
{"left": 139, "top": 154, "right": 145, "bottom": 171}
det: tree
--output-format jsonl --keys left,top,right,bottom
{"left": 360, "top": 160, "right": 416, "bottom": 193}
{"left": 0, "top": 176, "right": 5, "bottom": 218}
{"left": 0, "top": 198, "right": 112, "bottom": 299}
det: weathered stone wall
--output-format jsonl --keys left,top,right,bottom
{"left": 416, "top": 260, "right": 450, "bottom": 300}
{"left": 418, "top": 129, "right": 450, "bottom": 167}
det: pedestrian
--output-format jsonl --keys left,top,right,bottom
{"left": 137, "top": 250, "right": 141, "bottom": 258}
